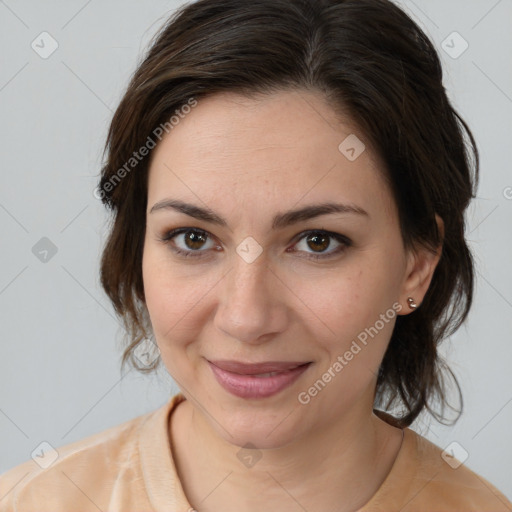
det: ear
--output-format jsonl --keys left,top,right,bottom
{"left": 398, "top": 214, "right": 444, "bottom": 314}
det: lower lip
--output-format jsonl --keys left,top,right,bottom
{"left": 208, "top": 361, "right": 311, "bottom": 399}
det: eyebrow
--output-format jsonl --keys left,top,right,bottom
{"left": 149, "top": 199, "right": 369, "bottom": 229}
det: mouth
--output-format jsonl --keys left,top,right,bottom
{"left": 208, "top": 359, "right": 312, "bottom": 375}
{"left": 207, "top": 359, "right": 313, "bottom": 399}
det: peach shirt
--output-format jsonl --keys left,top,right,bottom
{"left": 1, "top": 393, "right": 511, "bottom": 511}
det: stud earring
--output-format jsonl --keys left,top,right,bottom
{"left": 407, "top": 297, "right": 417, "bottom": 309}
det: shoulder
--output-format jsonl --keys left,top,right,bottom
{"left": 366, "top": 410, "right": 512, "bottom": 511}
{"left": 0, "top": 402, "right": 169, "bottom": 512}
{"left": 398, "top": 427, "right": 512, "bottom": 511}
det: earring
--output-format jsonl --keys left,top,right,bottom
{"left": 407, "top": 297, "right": 417, "bottom": 309}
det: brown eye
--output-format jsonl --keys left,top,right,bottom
{"left": 159, "top": 227, "right": 217, "bottom": 258}
{"left": 290, "top": 230, "right": 351, "bottom": 260}
{"left": 306, "top": 233, "right": 330, "bottom": 252}
{"left": 183, "top": 230, "right": 208, "bottom": 250}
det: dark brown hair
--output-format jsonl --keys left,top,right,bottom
{"left": 98, "top": 0, "right": 478, "bottom": 428}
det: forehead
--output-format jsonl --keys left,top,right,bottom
{"left": 146, "top": 90, "right": 393, "bottom": 219}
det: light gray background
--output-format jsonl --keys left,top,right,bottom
{"left": 1, "top": 0, "right": 511, "bottom": 501}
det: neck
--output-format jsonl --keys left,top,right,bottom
{"left": 171, "top": 390, "right": 403, "bottom": 512}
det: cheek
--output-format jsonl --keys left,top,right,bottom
{"left": 289, "top": 266, "right": 372, "bottom": 337}
{"left": 142, "top": 246, "right": 190, "bottom": 341}
{"left": 292, "top": 263, "right": 399, "bottom": 369}
{"left": 142, "top": 245, "right": 220, "bottom": 356}
{"left": 302, "top": 274, "right": 361, "bottom": 333}
{"left": 142, "top": 265, "right": 198, "bottom": 379}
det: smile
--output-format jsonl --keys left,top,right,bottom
{"left": 207, "top": 360, "right": 312, "bottom": 399}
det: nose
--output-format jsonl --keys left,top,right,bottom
{"left": 213, "top": 251, "right": 288, "bottom": 345}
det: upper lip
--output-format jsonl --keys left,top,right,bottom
{"left": 208, "top": 360, "right": 311, "bottom": 375}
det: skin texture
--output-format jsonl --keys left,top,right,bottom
{"left": 142, "top": 90, "right": 442, "bottom": 512}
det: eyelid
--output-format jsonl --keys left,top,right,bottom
{"left": 287, "top": 230, "right": 351, "bottom": 260}
{"left": 290, "top": 229, "right": 352, "bottom": 247}
{"left": 158, "top": 227, "right": 220, "bottom": 252}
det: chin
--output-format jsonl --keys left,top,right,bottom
{"left": 209, "top": 403, "right": 306, "bottom": 450}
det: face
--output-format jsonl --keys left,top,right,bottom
{"left": 142, "top": 90, "right": 418, "bottom": 449}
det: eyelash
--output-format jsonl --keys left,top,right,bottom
{"left": 157, "top": 227, "right": 352, "bottom": 261}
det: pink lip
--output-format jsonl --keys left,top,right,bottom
{"left": 207, "top": 360, "right": 312, "bottom": 399}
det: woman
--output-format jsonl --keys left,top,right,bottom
{"left": 1, "top": 0, "right": 511, "bottom": 510}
